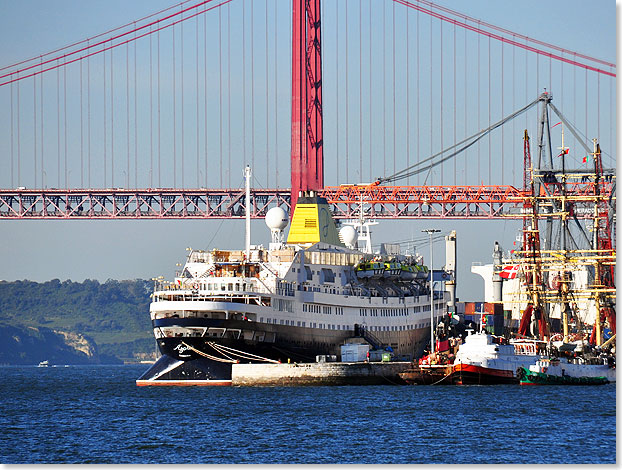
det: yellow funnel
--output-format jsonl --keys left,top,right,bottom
{"left": 286, "top": 194, "right": 343, "bottom": 246}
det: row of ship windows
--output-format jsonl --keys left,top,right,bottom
{"left": 358, "top": 304, "right": 444, "bottom": 317}
{"left": 302, "top": 304, "right": 345, "bottom": 315}
{"left": 259, "top": 318, "right": 431, "bottom": 331}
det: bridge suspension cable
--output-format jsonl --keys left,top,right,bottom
{"left": 0, "top": 0, "right": 232, "bottom": 87}
{"left": 393, "top": 0, "right": 615, "bottom": 77}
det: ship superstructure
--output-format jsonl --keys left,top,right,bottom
{"left": 137, "top": 191, "right": 454, "bottom": 385}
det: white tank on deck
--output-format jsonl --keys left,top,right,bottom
{"left": 266, "top": 206, "right": 289, "bottom": 248}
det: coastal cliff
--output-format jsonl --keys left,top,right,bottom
{"left": 0, "top": 279, "right": 155, "bottom": 364}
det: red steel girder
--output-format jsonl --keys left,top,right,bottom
{"left": 0, "top": 184, "right": 613, "bottom": 220}
{"left": 0, "top": 189, "right": 291, "bottom": 219}
{"left": 320, "top": 185, "right": 528, "bottom": 219}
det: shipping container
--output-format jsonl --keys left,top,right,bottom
{"left": 340, "top": 343, "right": 370, "bottom": 362}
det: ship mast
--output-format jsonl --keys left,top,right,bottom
{"left": 516, "top": 94, "right": 616, "bottom": 348}
{"left": 558, "top": 124, "right": 571, "bottom": 343}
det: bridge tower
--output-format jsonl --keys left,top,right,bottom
{"left": 291, "top": 0, "right": 324, "bottom": 209}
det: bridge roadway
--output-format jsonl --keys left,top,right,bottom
{"left": 0, "top": 181, "right": 613, "bottom": 220}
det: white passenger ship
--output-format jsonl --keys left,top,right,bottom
{"left": 137, "top": 191, "right": 454, "bottom": 385}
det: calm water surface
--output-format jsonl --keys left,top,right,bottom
{"left": 0, "top": 365, "right": 616, "bottom": 464}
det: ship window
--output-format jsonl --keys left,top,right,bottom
{"left": 305, "top": 266, "right": 313, "bottom": 281}
{"left": 321, "top": 268, "right": 335, "bottom": 283}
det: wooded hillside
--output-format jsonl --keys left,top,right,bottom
{"left": 0, "top": 279, "right": 155, "bottom": 364}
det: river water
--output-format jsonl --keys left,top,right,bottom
{"left": 0, "top": 364, "right": 616, "bottom": 464}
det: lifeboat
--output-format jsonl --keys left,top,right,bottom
{"left": 399, "top": 264, "right": 418, "bottom": 281}
{"left": 383, "top": 261, "right": 402, "bottom": 279}
{"left": 414, "top": 264, "right": 429, "bottom": 279}
{"left": 355, "top": 260, "right": 385, "bottom": 279}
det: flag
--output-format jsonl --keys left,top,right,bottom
{"left": 499, "top": 264, "right": 520, "bottom": 279}
{"left": 582, "top": 155, "right": 590, "bottom": 163}
{"left": 557, "top": 148, "right": 569, "bottom": 157}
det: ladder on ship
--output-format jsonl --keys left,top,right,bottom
{"left": 354, "top": 324, "right": 385, "bottom": 350}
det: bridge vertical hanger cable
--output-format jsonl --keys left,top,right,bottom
{"left": 251, "top": 0, "right": 255, "bottom": 177}
{"left": 274, "top": 0, "right": 279, "bottom": 188}
{"left": 428, "top": 13, "right": 432, "bottom": 184}
{"left": 597, "top": 71, "right": 600, "bottom": 142}
{"left": 134, "top": 29, "right": 138, "bottom": 188}
{"left": 584, "top": 68, "right": 587, "bottom": 146}
{"left": 392, "top": 0, "right": 396, "bottom": 178}
{"left": 110, "top": 45, "right": 114, "bottom": 188}
{"left": 368, "top": 0, "right": 372, "bottom": 183}
{"left": 196, "top": 11, "right": 200, "bottom": 188}
{"left": 60, "top": 59, "right": 64, "bottom": 187}
{"left": 453, "top": 22, "right": 456, "bottom": 186}
{"left": 383, "top": 1, "right": 386, "bottom": 178}
{"left": 336, "top": 0, "right": 339, "bottom": 186}
{"left": 204, "top": 10, "right": 208, "bottom": 188}
{"left": 34, "top": 73, "right": 38, "bottom": 188}
{"left": 359, "top": 0, "right": 362, "bottom": 183}
{"left": 510, "top": 37, "right": 517, "bottom": 186}
{"left": 345, "top": 0, "right": 349, "bottom": 183}
{"left": 524, "top": 37, "right": 528, "bottom": 133}
{"left": 10, "top": 78, "right": 13, "bottom": 188}
{"left": 80, "top": 58, "right": 83, "bottom": 187}
{"left": 126, "top": 40, "right": 130, "bottom": 188}
{"left": 157, "top": 28, "right": 161, "bottom": 187}
{"left": 501, "top": 37, "right": 505, "bottom": 185}
{"left": 439, "top": 16, "right": 443, "bottom": 184}
{"left": 463, "top": 21, "right": 466, "bottom": 186}
{"left": 17, "top": 74, "right": 21, "bottom": 187}
{"left": 228, "top": 2, "right": 231, "bottom": 188}
{"left": 476, "top": 24, "right": 480, "bottom": 185}
{"left": 242, "top": 0, "right": 246, "bottom": 170}
{"left": 150, "top": 27, "right": 153, "bottom": 188}
{"left": 181, "top": 8, "right": 185, "bottom": 189}
{"left": 406, "top": 3, "right": 410, "bottom": 186}
{"left": 488, "top": 35, "right": 491, "bottom": 185}
{"left": 63, "top": 61, "right": 67, "bottom": 187}
{"left": 218, "top": 8, "right": 222, "bottom": 187}
{"left": 41, "top": 57, "right": 45, "bottom": 188}
{"left": 265, "top": 0, "right": 268, "bottom": 186}
{"left": 416, "top": 7, "right": 419, "bottom": 185}
{"left": 173, "top": 20, "right": 177, "bottom": 188}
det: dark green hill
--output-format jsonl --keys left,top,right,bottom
{"left": 0, "top": 279, "right": 155, "bottom": 364}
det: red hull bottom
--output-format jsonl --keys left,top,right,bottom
{"left": 136, "top": 379, "right": 232, "bottom": 386}
{"left": 450, "top": 363, "right": 517, "bottom": 385}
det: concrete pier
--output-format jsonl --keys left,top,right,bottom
{"left": 231, "top": 361, "right": 412, "bottom": 386}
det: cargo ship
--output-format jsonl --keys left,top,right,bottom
{"left": 137, "top": 182, "right": 455, "bottom": 386}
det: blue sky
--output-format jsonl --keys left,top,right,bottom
{"left": 0, "top": 0, "right": 616, "bottom": 300}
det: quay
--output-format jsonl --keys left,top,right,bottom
{"left": 231, "top": 361, "right": 412, "bottom": 386}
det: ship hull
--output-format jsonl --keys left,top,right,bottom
{"left": 138, "top": 321, "right": 431, "bottom": 386}
{"left": 136, "top": 354, "right": 233, "bottom": 386}
{"left": 448, "top": 363, "right": 517, "bottom": 385}
{"left": 400, "top": 363, "right": 518, "bottom": 385}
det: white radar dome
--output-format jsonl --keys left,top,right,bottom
{"left": 339, "top": 225, "right": 358, "bottom": 247}
{"left": 265, "top": 206, "right": 289, "bottom": 231}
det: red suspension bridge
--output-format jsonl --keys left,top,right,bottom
{"left": 0, "top": 0, "right": 615, "bottom": 220}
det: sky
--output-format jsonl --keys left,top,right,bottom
{"left": 0, "top": 0, "right": 617, "bottom": 301}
